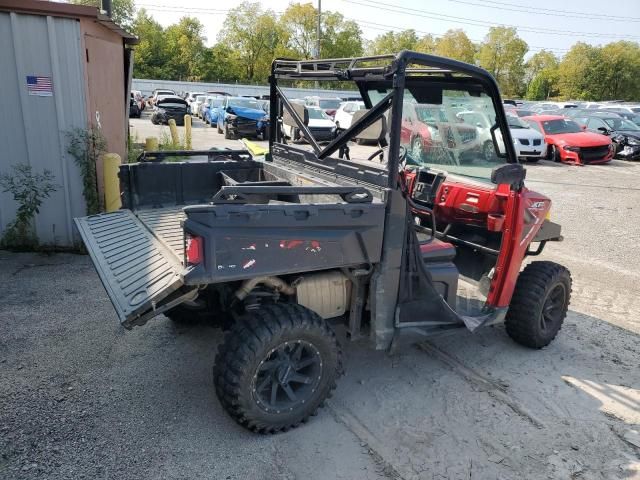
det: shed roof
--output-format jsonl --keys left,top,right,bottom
{"left": 0, "top": 0, "right": 138, "bottom": 44}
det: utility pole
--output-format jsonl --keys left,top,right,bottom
{"left": 316, "top": 0, "right": 321, "bottom": 59}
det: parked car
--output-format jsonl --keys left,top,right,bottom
{"left": 150, "top": 89, "right": 176, "bottom": 106}
{"left": 304, "top": 96, "right": 343, "bottom": 118}
{"left": 457, "top": 111, "right": 546, "bottom": 162}
{"left": 131, "top": 90, "right": 146, "bottom": 111}
{"left": 282, "top": 106, "right": 336, "bottom": 142}
{"left": 202, "top": 96, "right": 225, "bottom": 127}
{"left": 217, "top": 96, "right": 270, "bottom": 139}
{"left": 599, "top": 105, "right": 640, "bottom": 115}
{"left": 192, "top": 95, "right": 207, "bottom": 119}
{"left": 513, "top": 108, "right": 535, "bottom": 118}
{"left": 129, "top": 96, "right": 141, "bottom": 118}
{"left": 186, "top": 91, "right": 206, "bottom": 109}
{"left": 333, "top": 101, "right": 366, "bottom": 130}
{"left": 151, "top": 96, "right": 189, "bottom": 126}
{"left": 523, "top": 115, "right": 613, "bottom": 165}
{"left": 401, "top": 103, "right": 480, "bottom": 164}
{"left": 611, "top": 111, "right": 640, "bottom": 125}
{"left": 573, "top": 114, "right": 640, "bottom": 160}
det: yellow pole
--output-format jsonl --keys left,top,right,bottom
{"left": 145, "top": 136, "right": 158, "bottom": 151}
{"left": 103, "top": 153, "right": 122, "bottom": 212}
{"left": 168, "top": 119, "right": 179, "bottom": 146}
{"left": 184, "top": 114, "right": 192, "bottom": 150}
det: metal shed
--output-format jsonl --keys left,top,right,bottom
{"left": 0, "top": 0, "right": 136, "bottom": 248}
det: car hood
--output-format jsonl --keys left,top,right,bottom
{"left": 614, "top": 130, "right": 640, "bottom": 139}
{"left": 228, "top": 106, "right": 267, "bottom": 121}
{"left": 548, "top": 132, "right": 610, "bottom": 146}
{"left": 509, "top": 127, "right": 543, "bottom": 141}
{"left": 308, "top": 118, "right": 335, "bottom": 128}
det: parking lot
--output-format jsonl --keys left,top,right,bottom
{"left": 1, "top": 112, "right": 640, "bottom": 480}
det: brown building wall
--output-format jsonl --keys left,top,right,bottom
{"left": 79, "top": 17, "right": 126, "bottom": 205}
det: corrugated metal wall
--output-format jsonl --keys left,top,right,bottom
{"left": 132, "top": 79, "right": 361, "bottom": 100}
{"left": 0, "top": 12, "right": 87, "bottom": 248}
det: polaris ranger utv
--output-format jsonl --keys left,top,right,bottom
{"left": 75, "top": 51, "right": 570, "bottom": 433}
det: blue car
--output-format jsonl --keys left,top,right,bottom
{"left": 217, "top": 97, "right": 270, "bottom": 139}
{"left": 202, "top": 96, "right": 225, "bottom": 127}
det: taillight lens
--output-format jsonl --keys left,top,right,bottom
{"left": 185, "top": 234, "right": 203, "bottom": 265}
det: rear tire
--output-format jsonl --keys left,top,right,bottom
{"left": 548, "top": 144, "right": 561, "bottom": 162}
{"left": 505, "top": 261, "right": 572, "bottom": 349}
{"left": 214, "top": 303, "right": 342, "bottom": 433}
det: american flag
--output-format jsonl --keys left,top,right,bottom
{"left": 26, "top": 75, "right": 53, "bottom": 96}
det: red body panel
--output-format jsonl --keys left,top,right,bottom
{"left": 523, "top": 115, "right": 613, "bottom": 165}
{"left": 405, "top": 171, "right": 551, "bottom": 309}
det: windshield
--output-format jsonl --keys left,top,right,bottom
{"left": 211, "top": 98, "right": 224, "bottom": 107}
{"left": 319, "top": 99, "right": 341, "bottom": 109}
{"left": 229, "top": 98, "right": 261, "bottom": 109}
{"left": 195, "top": 95, "right": 206, "bottom": 102}
{"left": 159, "top": 102, "right": 187, "bottom": 109}
{"left": 308, "top": 108, "right": 330, "bottom": 120}
{"left": 631, "top": 107, "right": 640, "bottom": 113}
{"left": 604, "top": 117, "right": 640, "bottom": 130}
{"left": 541, "top": 119, "right": 582, "bottom": 134}
{"left": 368, "top": 85, "right": 510, "bottom": 182}
{"left": 507, "top": 115, "right": 529, "bottom": 128}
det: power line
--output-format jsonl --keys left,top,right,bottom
{"left": 353, "top": 19, "right": 570, "bottom": 53}
{"left": 445, "top": 0, "right": 640, "bottom": 22}
{"left": 341, "top": 0, "right": 640, "bottom": 40}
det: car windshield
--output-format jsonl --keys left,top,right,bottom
{"left": 369, "top": 86, "right": 510, "bottom": 183}
{"left": 541, "top": 119, "right": 582, "bottom": 134}
{"left": 319, "top": 99, "right": 341, "bottom": 109}
{"left": 159, "top": 102, "right": 186, "bottom": 109}
{"left": 196, "top": 95, "right": 206, "bottom": 102}
{"left": 211, "top": 98, "right": 224, "bottom": 107}
{"left": 515, "top": 109, "right": 533, "bottom": 117}
{"left": 308, "top": 108, "right": 330, "bottom": 120}
{"left": 507, "top": 115, "right": 529, "bottom": 128}
{"left": 604, "top": 117, "right": 640, "bottom": 130}
{"left": 631, "top": 107, "right": 640, "bottom": 113}
{"left": 229, "top": 98, "right": 261, "bottom": 109}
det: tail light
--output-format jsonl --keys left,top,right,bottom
{"left": 185, "top": 234, "right": 203, "bottom": 265}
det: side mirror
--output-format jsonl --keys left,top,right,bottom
{"left": 581, "top": 125, "right": 587, "bottom": 131}
{"left": 491, "top": 163, "right": 526, "bottom": 187}
{"left": 597, "top": 127, "right": 609, "bottom": 134}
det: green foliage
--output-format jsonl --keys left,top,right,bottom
{"left": 66, "top": 127, "right": 106, "bottom": 215}
{"left": 477, "top": 27, "right": 529, "bottom": 97}
{"left": 128, "top": 3, "right": 640, "bottom": 101}
{"left": 433, "top": 29, "right": 476, "bottom": 64}
{"left": 69, "top": 0, "right": 134, "bottom": 29}
{"left": 127, "top": 131, "right": 143, "bottom": 164}
{"left": 0, "top": 165, "right": 58, "bottom": 250}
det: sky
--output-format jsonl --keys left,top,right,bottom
{"left": 133, "top": 0, "right": 640, "bottom": 57}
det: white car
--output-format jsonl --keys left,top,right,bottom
{"left": 333, "top": 101, "right": 366, "bottom": 130}
{"left": 186, "top": 91, "right": 206, "bottom": 109}
{"left": 599, "top": 104, "right": 640, "bottom": 115}
{"left": 457, "top": 111, "right": 546, "bottom": 161}
{"left": 283, "top": 106, "right": 336, "bottom": 142}
{"left": 192, "top": 95, "right": 207, "bottom": 118}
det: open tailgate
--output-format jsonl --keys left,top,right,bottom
{"left": 74, "top": 210, "right": 188, "bottom": 328}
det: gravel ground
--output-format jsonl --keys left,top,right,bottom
{"left": 1, "top": 114, "right": 639, "bottom": 479}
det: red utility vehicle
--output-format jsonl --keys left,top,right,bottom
{"left": 523, "top": 115, "right": 613, "bottom": 165}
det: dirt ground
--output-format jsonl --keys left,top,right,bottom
{"left": 1, "top": 115, "right": 639, "bottom": 479}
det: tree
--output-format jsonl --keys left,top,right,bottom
{"left": 556, "top": 42, "right": 597, "bottom": 100}
{"left": 163, "top": 17, "right": 207, "bottom": 80}
{"left": 201, "top": 44, "right": 244, "bottom": 83}
{"left": 218, "top": 2, "right": 283, "bottom": 81}
{"left": 415, "top": 34, "right": 436, "bottom": 54}
{"left": 524, "top": 50, "right": 559, "bottom": 100}
{"left": 434, "top": 29, "right": 475, "bottom": 63}
{"left": 131, "top": 9, "right": 168, "bottom": 79}
{"left": 69, "top": 0, "right": 135, "bottom": 29}
{"left": 280, "top": 3, "right": 317, "bottom": 59}
{"left": 477, "top": 27, "right": 528, "bottom": 96}
{"left": 368, "top": 30, "right": 418, "bottom": 55}
{"left": 321, "top": 12, "right": 363, "bottom": 58}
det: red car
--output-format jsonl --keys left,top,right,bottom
{"left": 523, "top": 115, "right": 613, "bottom": 165}
{"left": 401, "top": 103, "right": 479, "bottom": 162}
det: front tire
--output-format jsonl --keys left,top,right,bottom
{"left": 483, "top": 140, "right": 495, "bottom": 161}
{"left": 224, "top": 123, "right": 233, "bottom": 139}
{"left": 506, "top": 261, "right": 572, "bottom": 349}
{"left": 214, "top": 303, "right": 342, "bottom": 433}
{"left": 217, "top": 121, "right": 223, "bottom": 134}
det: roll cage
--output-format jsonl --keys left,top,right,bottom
{"left": 268, "top": 50, "right": 518, "bottom": 189}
